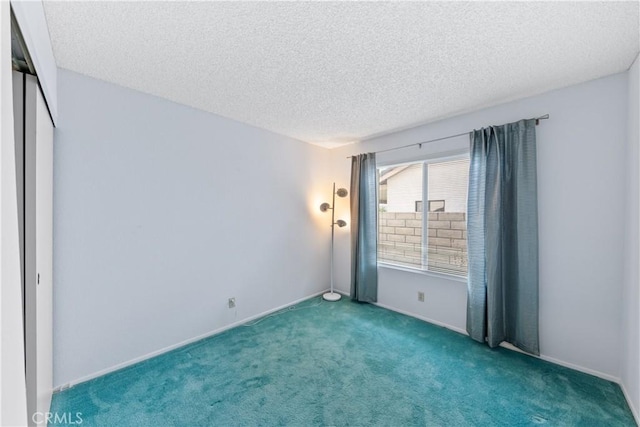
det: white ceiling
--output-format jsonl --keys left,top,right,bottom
{"left": 43, "top": 1, "right": 639, "bottom": 148}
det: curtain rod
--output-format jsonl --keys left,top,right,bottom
{"left": 346, "top": 114, "right": 549, "bottom": 158}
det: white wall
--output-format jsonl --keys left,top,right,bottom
{"left": 386, "top": 164, "right": 422, "bottom": 212}
{"left": 622, "top": 54, "right": 639, "bottom": 422}
{"left": 427, "top": 159, "right": 468, "bottom": 213}
{"left": 331, "top": 72, "right": 629, "bottom": 381}
{"left": 53, "top": 69, "right": 331, "bottom": 387}
{"left": 385, "top": 160, "right": 468, "bottom": 214}
{"left": 0, "top": 1, "right": 28, "bottom": 424}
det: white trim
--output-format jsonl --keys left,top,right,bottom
{"left": 372, "top": 301, "right": 623, "bottom": 384}
{"left": 620, "top": 381, "right": 640, "bottom": 425}
{"left": 53, "top": 290, "right": 328, "bottom": 392}
{"left": 11, "top": 1, "right": 58, "bottom": 125}
{"left": 376, "top": 148, "right": 469, "bottom": 168}
{"left": 1, "top": 2, "right": 29, "bottom": 424}
{"left": 535, "top": 354, "right": 620, "bottom": 384}
{"left": 500, "top": 341, "right": 621, "bottom": 383}
{"left": 378, "top": 262, "right": 467, "bottom": 283}
{"left": 54, "top": 289, "right": 638, "bottom": 423}
{"left": 371, "top": 301, "right": 468, "bottom": 336}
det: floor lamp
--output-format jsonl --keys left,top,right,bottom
{"left": 320, "top": 183, "right": 348, "bottom": 302}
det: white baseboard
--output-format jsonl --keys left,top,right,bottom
{"left": 54, "top": 290, "right": 640, "bottom": 426}
{"left": 371, "top": 302, "right": 623, "bottom": 382}
{"left": 53, "top": 290, "right": 328, "bottom": 392}
{"left": 620, "top": 381, "right": 640, "bottom": 426}
{"left": 372, "top": 301, "right": 639, "bottom": 424}
{"left": 371, "top": 301, "right": 468, "bottom": 336}
{"left": 495, "top": 342, "right": 621, "bottom": 384}
{"left": 536, "top": 353, "right": 620, "bottom": 383}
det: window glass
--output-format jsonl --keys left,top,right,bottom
{"left": 378, "top": 157, "right": 469, "bottom": 277}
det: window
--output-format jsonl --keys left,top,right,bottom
{"left": 378, "top": 156, "right": 469, "bottom": 277}
{"left": 428, "top": 200, "right": 445, "bottom": 212}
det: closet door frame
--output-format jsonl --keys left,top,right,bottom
{"left": 34, "top": 76, "right": 53, "bottom": 424}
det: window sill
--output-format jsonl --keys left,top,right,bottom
{"left": 378, "top": 262, "right": 467, "bottom": 284}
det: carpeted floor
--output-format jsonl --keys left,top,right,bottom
{"left": 51, "top": 297, "right": 636, "bottom": 426}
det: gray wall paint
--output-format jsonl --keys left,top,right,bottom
{"left": 622, "top": 54, "right": 639, "bottom": 421}
{"left": 53, "top": 69, "right": 331, "bottom": 387}
{"left": 331, "top": 72, "right": 630, "bottom": 381}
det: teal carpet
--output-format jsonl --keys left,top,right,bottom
{"left": 51, "top": 297, "right": 635, "bottom": 426}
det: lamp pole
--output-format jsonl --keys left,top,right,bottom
{"left": 321, "top": 183, "right": 347, "bottom": 302}
{"left": 329, "top": 182, "right": 337, "bottom": 299}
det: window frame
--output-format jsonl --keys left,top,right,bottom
{"left": 377, "top": 150, "right": 470, "bottom": 281}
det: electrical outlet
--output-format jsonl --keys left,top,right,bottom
{"left": 228, "top": 297, "right": 236, "bottom": 308}
{"left": 418, "top": 292, "right": 425, "bottom": 302}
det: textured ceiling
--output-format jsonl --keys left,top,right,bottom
{"left": 43, "top": 1, "right": 639, "bottom": 148}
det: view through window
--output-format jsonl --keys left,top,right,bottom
{"left": 378, "top": 157, "right": 469, "bottom": 277}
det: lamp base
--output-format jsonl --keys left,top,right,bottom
{"left": 322, "top": 291, "right": 342, "bottom": 302}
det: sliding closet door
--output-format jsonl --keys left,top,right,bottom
{"left": 12, "top": 72, "right": 25, "bottom": 308}
{"left": 20, "top": 72, "right": 53, "bottom": 425}
{"left": 22, "top": 72, "right": 38, "bottom": 425}
{"left": 34, "top": 81, "right": 53, "bottom": 421}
